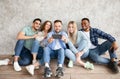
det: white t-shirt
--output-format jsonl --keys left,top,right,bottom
{"left": 83, "top": 31, "right": 96, "bottom": 49}
{"left": 36, "top": 32, "right": 44, "bottom": 41}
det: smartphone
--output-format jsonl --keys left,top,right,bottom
{"left": 52, "top": 34, "right": 62, "bottom": 39}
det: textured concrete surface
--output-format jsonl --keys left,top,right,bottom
{"left": 0, "top": 0, "right": 120, "bottom": 54}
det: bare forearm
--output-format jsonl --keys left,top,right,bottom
{"left": 17, "top": 35, "right": 34, "bottom": 40}
{"left": 16, "top": 32, "right": 37, "bottom": 40}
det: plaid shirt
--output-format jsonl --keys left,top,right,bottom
{"left": 81, "top": 27, "right": 116, "bottom": 46}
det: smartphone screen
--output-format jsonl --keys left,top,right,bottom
{"left": 52, "top": 34, "right": 62, "bottom": 39}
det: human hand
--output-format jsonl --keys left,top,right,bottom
{"left": 111, "top": 41, "right": 118, "bottom": 51}
{"left": 48, "top": 37, "right": 54, "bottom": 43}
{"left": 61, "top": 35, "right": 68, "bottom": 43}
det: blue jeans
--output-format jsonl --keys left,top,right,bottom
{"left": 31, "top": 40, "right": 40, "bottom": 53}
{"left": 89, "top": 41, "right": 117, "bottom": 64}
{"left": 65, "top": 39, "right": 89, "bottom": 62}
{"left": 31, "top": 40, "right": 43, "bottom": 59}
{"left": 43, "top": 47, "right": 65, "bottom": 65}
{"left": 31, "top": 40, "right": 44, "bottom": 65}
{"left": 65, "top": 49, "right": 89, "bottom": 62}
{"left": 14, "top": 40, "right": 43, "bottom": 66}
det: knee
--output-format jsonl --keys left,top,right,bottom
{"left": 59, "top": 48, "right": 64, "bottom": 54}
{"left": 44, "top": 47, "right": 50, "bottom": 51}
{"left": 65, "top": 49, "right": 70, "bottom": 54}
{"left": 81, "top": 51, "right": 89, "bottom": 59}
{"left": 65, "top": 49, "right": 72, "bottom": 56}
{"left": 44, "top": 47, "right": 51, "bottom": 55}
{"left": 60, "top": 48, "right": 64, "bottom": 51}
{"left": 105, "top": 41, "right": 112, "bottom": 48}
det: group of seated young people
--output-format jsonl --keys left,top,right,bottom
{"left": 0, "top": 18, "right": 120, "bottom": 78}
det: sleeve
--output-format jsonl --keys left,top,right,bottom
{"left": 21, "top": 26, "right": 27, "bottom": 34}
{"left": 46, "top": 32, "right": 53, "bottom": 41}
{"left": 63, "top": 31, "right": 79, "bottom": 54}
{"left": 95, "top": 28, "right": 116, "bottom": 43}
{"left": 62, "top": 31, "right": 68, "bottom": 38}
{"left": 78, "top": 31, "right": 89, "bottom": 53}
{"left": 67, "top": 40, "right": 79, "bottom": 54}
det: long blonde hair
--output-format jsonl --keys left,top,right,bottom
{"left": 67, "top": 21, "right": 78, "bottom": 44}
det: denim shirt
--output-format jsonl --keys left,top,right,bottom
{"left": 81, "top": 28, "right": 116, "bottom": 46}
{"left": 47, "top": 31, "right": 67, "bottom": 50}
{"left": 67, "top": 31, "right": 89, "bottom": 54}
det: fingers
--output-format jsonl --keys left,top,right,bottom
{"left": 33, "top": 34, "right": 39, "bottom": 38}
{"left": 48, "top": 37, "right": 54, "bottom": 43}
{"left": 61, "top": 36, "right": 67, "bottom": 43}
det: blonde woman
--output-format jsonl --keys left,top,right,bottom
{"left": 65, "top": 21, "right": 94, "bottom": 69}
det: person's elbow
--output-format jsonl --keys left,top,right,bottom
{"left": 16, "top": 35, "right": 21, "bottom": 40}
{"left": 16, "top": 32, "right": 25, "bottom": 40}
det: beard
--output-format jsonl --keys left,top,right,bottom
{"left": 34, "top": 26, "right": 39, "bottom": 31}
{"left": 55, "top": 30, "right": 61, "bottom": 33}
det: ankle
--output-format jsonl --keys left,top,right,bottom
{"left": 45, "top": 63, "right": 49, "bottom": 68}
{"left": 58, "top": 64, "right": 62, "bottom": 67}
{"left": 32, "top": 60, "right": 37, "bottom": 64}
{"left": 111, "top": 58, "right": 117, "bottom": 62}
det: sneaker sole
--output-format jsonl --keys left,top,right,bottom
{"left": 44, "top": 74, "right": 52, "bottom": 78}
{"left": 26, "top": 66, "right": 34, "bottom": 76}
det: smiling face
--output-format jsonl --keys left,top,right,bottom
{"left": 68, "top": 23, "right": 75, "bottom": 34}
{"left": 81, "top": 20, "right": 90, "bottom": 32}
{"left": 67, "top": 21, "right": 77, "bottom": 35}
{"left": 44, "top": 22, "right": 51, "bottom": 32}
{"left": 54, "top": 22, "right": 62, "bottom": 33}
{"left": 32, "top": 20, "right": 41, "bottom": 30}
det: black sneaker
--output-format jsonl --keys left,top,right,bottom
{"left": 108, "top": 61, "right": 119, "bottom": 73}
{"left": 44, "top": 67, "right": 52, "bottom": 78}
{"left": 55, "top": 67, "right": 64, "bottom": 78}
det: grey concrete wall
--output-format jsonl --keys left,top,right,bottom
{"left": 0, "top": 0, "right": 120, "bottom": 55}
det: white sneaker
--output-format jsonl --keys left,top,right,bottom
{"left": 26, "top": 65, "right": 35, "bottom": 76}
{"left": 68, "top": 60, "right": 73, "bottom": 68}
{"left": 84, "top": 61, "right": 94, "bottom": 70}
{"left": 13, "top": 61, "right": 22, "bottom": 71}
{"left": 0, "top": 59, "right": 10, "bottom": 66}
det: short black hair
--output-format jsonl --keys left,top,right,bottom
{"left": 81, "top": 18, "right": 90, "bottom": 23}
{"left": 33, "top": 18, "right": 41, "bottom": 23}
{"left": 54, "top": 20, "right": 62, "bottom": 24}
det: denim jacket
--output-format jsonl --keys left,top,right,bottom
{"left": 67, "top": 31, "right": 89, "bottom": 54}
{"left": 47, "top": 31, "right": 67, "bottom": 50}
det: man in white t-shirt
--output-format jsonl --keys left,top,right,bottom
{"left": 81, "top": 18, "right": 119, "bottom": 73}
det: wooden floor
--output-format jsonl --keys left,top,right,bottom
{"left": 0, "top": 55, "right": 120, "bottom": 79}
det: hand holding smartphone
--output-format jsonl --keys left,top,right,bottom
{"left": 52, "top": 34, "right": 62, "bottom": 39}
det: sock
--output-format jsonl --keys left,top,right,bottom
{"left": 45, "top": 63, "right": 49, "bottom": 68}
{"left": 58, "top": 64, "right": 62, "bottom": 67}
